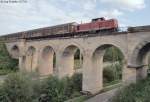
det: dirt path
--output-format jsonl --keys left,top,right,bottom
{"left": 85, "top": 88, "right": 119, "bottom": 102}
{"left": 0, "top": 75, "right": 7, "bottom": 83}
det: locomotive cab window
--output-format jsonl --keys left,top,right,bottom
{"left": 77, "top": 25, "right": 80, "bottom": 30}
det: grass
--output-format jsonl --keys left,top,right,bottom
{"left": 0, "top": 43, "right": 18, "bottom": 76}
{"left": 102, "top": 82, "right": 122, "bottom": 93}
{"left": 74, "top": 59, "right": 82, "bottom": 69}
{"left": 0, "top": 69, "right": 16, "bottom": 76}
{"left": 104, "top": 80, "right": 121, "bottom": 87}
{"left": 112, "top": 76, "right": 150, "bottom": 102}
{"left": 65, "top": 95, "right": 88, "bottom": 102}
{"left": 65, "top": 82, "right": 122, "bottom": 102}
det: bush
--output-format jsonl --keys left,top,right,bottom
{"left": 40, "top": 73, "right": 82, "bottom": 102}
{"left": 103, "top": 66, "right": 115, "bottom": 83}
{"left": 0, "top": 43, "right": 18, "bottom": 71}
{"left": 111, "top": 77, "right": 150, "bottom": 102}
{"left": 70, "top": 73, "right": 82, "bottom": 92}
{"left": 0, "top": 72, "right": 82, "bottom": 102}
{"left": 103, "top": 47, "right": 124, "bottom": 62}
{"left": 0, "top": 72, "right": 41, "bottom": 102}
{"left": 40, "top": 76, "right": 66, "bottom": 102}
{"left": 0, "top": 69, "right": 15, "bottom": 75}
{"left": 103, "top": 63, "right": 122, "bottom": 85}
{"left": 63, "top": 73, "right": 82, "bottom": 98}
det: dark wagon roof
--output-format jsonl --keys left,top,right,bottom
{"left": 0, "top": 22, "right": 76, "bottom": 39}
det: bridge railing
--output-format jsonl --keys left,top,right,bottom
{"left": 118, "top": 27, "right": 128, "bottom": 32}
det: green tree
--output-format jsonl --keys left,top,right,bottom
{"left": 112, "top": 77, "right": 150, "bottom": 102}
{"left": 103, "top": 46, "right": 124, "bottom": 62}
{"left": 40, "top": 76, "right": 67, "bottom": 102}
{"left": 40, "top": 73, "right": 82, "bottom": 102}
{"left": 0, "top": 43, "right": 18, "bottom": 70}
{"left": 0, "top": 73, "right": 37, "bottom": 102}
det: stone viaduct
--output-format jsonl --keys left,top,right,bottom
{"left": 1, "top": 25, "right": 150, "bottom": 94}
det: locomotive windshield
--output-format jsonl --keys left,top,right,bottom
{"left": 92, "top": 17, "right": 105, "bottom": 22}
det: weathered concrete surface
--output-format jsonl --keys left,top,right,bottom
{"left": 86, "top": 88, "right": 119, "bottom": 102}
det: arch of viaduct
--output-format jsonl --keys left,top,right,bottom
{"left": 5, "top": 29, "right": 150, "bottom": 94}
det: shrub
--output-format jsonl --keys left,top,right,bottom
{"left": 70, "top": 73, "right": 82, "bottom": 92}
{"left": 40, "top": 76, "right": 67, "bottom": 102}
{"left": 63, "top": 73, "right": 82, "bottom": 98}
{"left": 0, "top": 43, "right": 18, "bottom": 71}
{"left": 0, "top": 72, "right": 82, "bottom": 102}
{"left": 111, "top": 77, "right": 150, "bottom": 102}
{"left": 103, "top": 63, "right": 122, "bottom": 84}
{"left": 40, "top": 73, "right": 82, "bottom": 102}
{"left": 103, "top": 47, "right": 124, "bottom": 62}
{"left": 0, "top": 86, "right": 9, "bottom": 102}
{"left": 0, "top": 72, "right": 41, "bottom": 102}
{"left": 103, "top": 66, "right": 115, "bottom": 83}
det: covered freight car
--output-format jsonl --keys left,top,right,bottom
{"left": 0, "top": 22, "right": 77, "bottom": 41}
{"left": 24, "top": 22, "right": 77, "bottom": 38}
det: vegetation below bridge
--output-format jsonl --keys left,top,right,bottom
{"left": 112, "top": 76, "right": 150, "bottom": 102}
{"left": 0, "top": 43, "right": 18, "bottom": 75}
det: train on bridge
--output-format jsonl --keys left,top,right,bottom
{"left": 1, "top": 17, "right": 121, "bottom": 40}
{"left": 1, "top": 17, "right": 119, "bottom": 40}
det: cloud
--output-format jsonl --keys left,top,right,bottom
{"left": 99, "top": 9, "right": 123, "bottom": 18}
{"left": 0, "top": 0, "right": 146, "bottom": 35}
{"left": 83, "top": 1, "right": 96, "bottom": 10}
{"left": 100, "top": 0, "right": 146, "bottom": 11}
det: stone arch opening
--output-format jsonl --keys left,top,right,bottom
{"left": 26, "top": 46, "right": 37, "bottom": 72}
{"left": 92, "top": 44, "right": 124, "bottom": 88}
{"left": 9, "top": 45, "right": 19, "bottom": 70}
{"left": 136, "top": 43, "right": 150, "bottom": 65}
{"left": 40, "top": 46, "right": 56, "bottom": 76}
{"left": 147, "top": 52, "right": 150, "bottom": 70}
{"left": 21, "top": 56, "right": 26, "bottom": 70}
{"left": 61, "top": 45, "right": 83, "bottom": 76}
{"left": 11, "top": 45, "right": 20, "bottom": 59}
{"left": 74, "top": 49, "right": 83, "bottom": 73}
{"left": 132, "top": 42, "right": 150, "bottom": 79}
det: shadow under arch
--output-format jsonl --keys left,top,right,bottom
{"left": 130, "top": 41, "right": 150, "bottom": 79}
{"left": 130, "top": 41, "right": 150, "bottom": 67}
{"left": 11, "top": 45, "right": 20, "bottom": 59}
{"left": 26, "top": 46, "right": 37, "bottom": 72}
{"left": 92, "top": 44, "right": 125, "bottom": 89}
{"left": 60, "top": 45, "right": 83, "bottom": 77}
{"left": 40, "top": 46, "right": 56, "bottom": 76}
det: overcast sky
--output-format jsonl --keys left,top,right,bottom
{"left": 0, "top": 0, "right": 149, "bottom": 35}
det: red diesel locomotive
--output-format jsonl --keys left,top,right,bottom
{"left": 75, "top": 17, "right": 118, "bottom": 32}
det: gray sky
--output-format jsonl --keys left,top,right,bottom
{"left": 0, "top": 0, "right": 149, "bottom": 35}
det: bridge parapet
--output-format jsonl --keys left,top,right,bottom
{"left": 128, "top": 25, "right": 150, "bottom": 33}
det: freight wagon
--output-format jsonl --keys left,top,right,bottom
{"left": 23, "top": 22, "right": 77, "bottom": 38}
